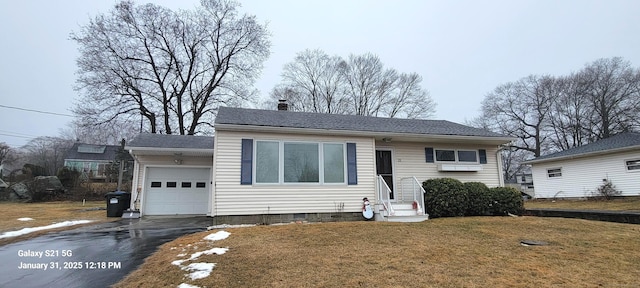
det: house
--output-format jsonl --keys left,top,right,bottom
{"left": 523, "top": 132, "right": 640, "bottom": 198}
{"left": 64, "top": 143, "right": 132, "bottom": 181}
{"left": 126, "top": 104, "right": 513, "bottom": 223}
{"left": 504, "top": 172, "right": 535, "bottom": 198}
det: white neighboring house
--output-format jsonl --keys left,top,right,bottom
{"left": 0, "top": 163, "right": 6, "bottom": 189}
{"left": 523, "top": 132, "right": 640, "bottom": 198}
{"left": 126, "top": 104, "right": 514, "bottom": 222}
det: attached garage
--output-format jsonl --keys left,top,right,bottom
{"left": 144, "top": 167, "right": 211, "bottom": 215}
{"left": 126, "top": 134, "right": 215, "bottom": 217}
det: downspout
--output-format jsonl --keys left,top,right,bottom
{"left": 129, "top": 150, "right": 140, "bottom": 210}
{"left": 496, "top": 145, "right": 506, "bottom": 187}
{"left": 210, "top": 135, "right": 218, "bottom": 217}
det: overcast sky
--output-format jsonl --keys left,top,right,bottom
{"left": 1, "top": 0, "right": 639, "bottom": 148}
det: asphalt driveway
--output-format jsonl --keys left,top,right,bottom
{"left": 0, "top": 217, "right": 212, "bottom": 288}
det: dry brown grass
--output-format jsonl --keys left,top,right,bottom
{"left": 0, "top": 201, "right": 117, "bottom": 246}
{"left": 525, "top": 197, "right": 640, "bottom": 211}
{"left": 115, "top": 217, "right": 640, "bottom": 288}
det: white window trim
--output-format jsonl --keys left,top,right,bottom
{"left": 547, "top": 167, "right": 563, "bottom": 178}
{"left": 254, "top": 140, "right": 348, "bottom": 185}
{"left": 434, "top": 149, "right": 479, "bottom": 164}
{"left": 624, "top": 158, "right": 640, "bottom": 172}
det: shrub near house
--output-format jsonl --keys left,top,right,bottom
{"left": 423, "top": 178, "right": 523, "bottom": 218}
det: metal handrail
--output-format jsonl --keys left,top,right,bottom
{"left": 377, "top": 175, "right": 394, "bottom": 218}
{"left": 400, "top": 177, "right": 427, "bottom": 216}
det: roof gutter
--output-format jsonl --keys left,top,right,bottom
{"left": 125, "top": 146, "right": 214, "bottom": 154}
{"left": 214, "top": 123, "right": 515, "bottom": 144}
{"left": 522, "top": 145, "right": 640, "bottom": 165}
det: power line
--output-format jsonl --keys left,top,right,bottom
{"left": 0, "top": 104, "right": 74, "bottom": 117}
{"left": 0, "top": 129, "right": 38, "bottom": 137}
{"left": 0, "top": 133, "right": 33, "bottom": 139}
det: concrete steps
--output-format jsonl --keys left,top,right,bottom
{"left": 377, "top": 202, "right": 429, "bottom": 222}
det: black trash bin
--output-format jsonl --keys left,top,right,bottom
{"left": 105, "top": 191, "right": 132, "bottom": 217}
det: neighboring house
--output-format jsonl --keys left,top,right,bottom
{"left": 126, "top": 104, "right": 513, "bottom": 223}
{"left": 515, "top": 172, "right": 534, "bottom": 196}
{"left": 523, "top": 132, "right": 640, "bottom": 198}
{"left": 64, "top": 143, "right": 132, "bottom": 181}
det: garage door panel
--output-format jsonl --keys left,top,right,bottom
{"left": 144, "top": 167, "right": 210, "bottom": 215}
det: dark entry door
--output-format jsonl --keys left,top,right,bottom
{"left": 376, "top": 150, "right": 394, "bottom": 200}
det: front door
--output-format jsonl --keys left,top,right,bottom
{"left": 376, "top": 150, "right": 394, "bottom": 200}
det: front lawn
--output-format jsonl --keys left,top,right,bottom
{"left": 525, "top": 197, "right": 640, "bottom": 211}
{"left": 0, "top": 201, "right": 117, "bottom": 245}
{"left": 114, "top": 217, "right": 640, "bottom": 287}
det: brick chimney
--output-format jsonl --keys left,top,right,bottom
{"left": 277, "top": 99, "right": 288, "bottom": 111}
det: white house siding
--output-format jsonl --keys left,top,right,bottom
{"left": 213, "top": 130, "right": 376, "bottom": 216}
{"left": 531, "top": 150, "right": 640, "bottom": 198}
{"left": 375, "top": 141, "right": 503, "bottom": 189}
{"left": 129, "top": 155, "right": 214, "bottom": 213}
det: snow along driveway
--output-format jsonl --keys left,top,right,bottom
{"left": 0, "top": 216, "right": 211, "bottom": 288}
{"left": 0, "top": 220, "right": 93, "bottom": 239}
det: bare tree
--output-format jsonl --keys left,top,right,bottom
{"left": 72, "top": 0, "right": 270, "bottom": 135}
{"left": 270, "top": 50, "right": 435, "bottom": 119}
{"left": 547, "top": 74, "right": 591, "bottom": 151}
{"left": 580, "top": 57, "right": 640, "bottom": 140}
{"left": 60, "top": 119, "right": 140, "bottom": 145}
{"left": 500, "top": 146, "right": 531, "bottom": 181}
{"left": 21, "top": 137, "right": 74, "bottom": 176}
{"left": 341, "top": 53, "right": 398, "bottom": 116}
{"left": 382, "top": 72, "right": 435, "bottom": 119}
{"left": 269, "top": 49, "right": 348, "bottom": 114}
{"left": 0, "top": 143, "right": 11, "bottom": 166}
{"left": 481, "top": 75, "right": 557, "bottom": 157}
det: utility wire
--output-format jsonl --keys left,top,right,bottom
{"left": 0, "top": 133, "right": 33, "bottom": 139}
{"left": 0, "top": 129, "right": 38, "bottom": 137}
{"left": 0, "top": 104, "right": 74, "bottom": 117}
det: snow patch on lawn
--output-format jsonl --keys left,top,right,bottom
{"left": 172, "top": 230, "right": 230, "bottom": 284}
{"left": 177, "top": 283, "right": 200, "bottom": 288}
{"left": 182, "top": 262, "right": 216, "bottom": 280}
{"left": 17, "top": 218, "right": 34, "bottom": 221}
{"left": 208, "top": 223, "right": 256, "bottom": 229}
{"left": 188, "top": 247, "right": 228, "bottom": 260}
{"left": 0, "top": 220, "right": 93, "bottom": 239}
{"left": 204, "top": 230, "right": 230, "bottom": 241}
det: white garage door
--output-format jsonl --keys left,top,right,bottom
{"left": 144, "top": 167, "right": 210, "bottom": 215}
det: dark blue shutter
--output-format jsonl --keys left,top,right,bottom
{"left": 425, "top": 147, "right": 434, "bottom": 163}
{"left": 479, "top": 149, "right": 487, "bottom": 164}
{"left": 240, "top": 139, "right": 253, "bottom": 185}
{"left": 346, "top": 143, "right": 357, "bottom": 185}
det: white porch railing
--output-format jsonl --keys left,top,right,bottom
{"left": 377, "top": 175, "right": 394, "bottom": 218}
{"left": 400, "top": 177, "right": 426, "bottom": 215}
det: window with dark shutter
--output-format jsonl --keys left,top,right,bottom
{"left": 240, "top": 139, "right": 253, "bottom": 185}
{"left": 479, "top": 149, "right": 487, "bottom": 164}
{"left": 425, "top": 148, "right": 434, "bottom": 163}
{"left": 346, "top": 143, "right": 357, "bottom": 185}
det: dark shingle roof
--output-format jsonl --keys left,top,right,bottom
{"left": 214, "top": 107, "right": 508, "bottom": 138}
{"left": 527, "top": 132, "right": 640, "bottom": 163}
{"left": 127, "top": 134, "right": 214, "bottom": 149}
{"left": 65, "top": 143, "right": 120, "bottom": 161}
